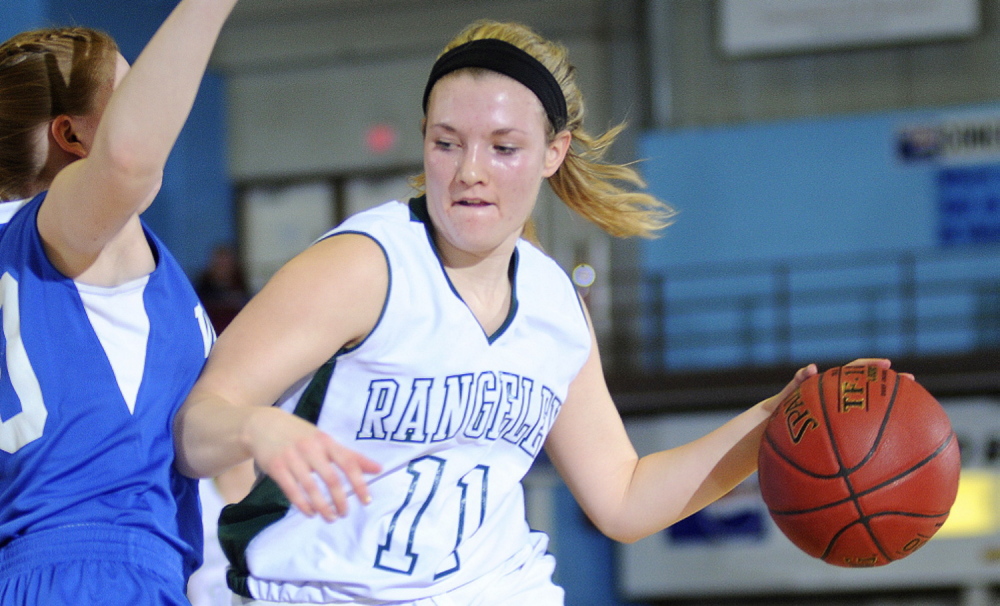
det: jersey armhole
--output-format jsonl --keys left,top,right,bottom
{"left": 325, "top": 230, "right": 391, "bottom": 356}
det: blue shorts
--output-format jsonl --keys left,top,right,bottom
{"left": 0, "top": 524, "right": 191, "bottom": 606}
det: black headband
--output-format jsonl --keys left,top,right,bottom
{"left": 422, "top": 38, "right": 568, "bottom": 132}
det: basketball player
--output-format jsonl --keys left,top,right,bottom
{"left": 174, "top": 20, "right": 897, "bottom": 605}
{"left": 0, "top": 1, "right": 239, "bottom": 604}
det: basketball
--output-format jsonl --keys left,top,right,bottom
{"left": 758, "top": 364, "right": 961, "bottom": 567}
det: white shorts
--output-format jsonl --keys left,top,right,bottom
{"left": 234, "top": 546, "right": 563, "bottom": 606}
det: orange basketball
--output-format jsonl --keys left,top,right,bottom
{"left": 758, "top": 364, "right": 961, "bottom": 567}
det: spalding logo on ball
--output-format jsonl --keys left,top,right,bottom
{"left": 758, "top": 364, "right": 961, "bottom": 567}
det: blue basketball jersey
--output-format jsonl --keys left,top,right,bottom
{"left": 0, "top": 193, "right": 214, "bottom": 591}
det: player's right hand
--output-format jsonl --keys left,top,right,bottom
{"left": 247, "top": 407, "right": 382, "bottom": 522}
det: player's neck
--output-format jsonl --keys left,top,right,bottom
{"left": 444, "top": 263, "right": 513, "bottom": 334}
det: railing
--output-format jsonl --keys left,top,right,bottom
{"left": 608, "top": 244, "right": 1000, "bottom": 373}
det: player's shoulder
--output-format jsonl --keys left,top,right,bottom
{"left": 0, "top": 199, "right": 29, "bottom": 227}
{"left": 324, "top": 200, "right": 409, "bottom": 239}
{"left": 0, "top": 197, "right": 38, "bottom": 242}
{"left": 515, "top": 238, "right": 573, "bottom": 286}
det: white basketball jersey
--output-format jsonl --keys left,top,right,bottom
{"left": 221, "top": 198, "right": 591, "bottom": 603}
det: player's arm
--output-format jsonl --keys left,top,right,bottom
{"left": 38, "top": 0, "right": 238, "bottom": 278}
{"left": 544, "top": 306, "right": 817, "bottom": 544}
{"left": 547, "top": 306, "right": 901, "bottom": 543}
{"left": 174, "top": 233, "right": 385, "bottom": 521}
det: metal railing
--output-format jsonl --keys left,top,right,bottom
{"left": 608, "top": 244, "right": 1000, "bottom": 373}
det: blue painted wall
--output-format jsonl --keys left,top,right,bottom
{"left": 636, "top": 105, "right": 1000, "bottom": 370}
{"left": 0, "top": 0, "right": 234, "bottom": 277}
{"left": 0, "top": 0, "right": 44, "bottom": 41}
{"left": 637, "top": 103, "right": 1000, "bottom": 271}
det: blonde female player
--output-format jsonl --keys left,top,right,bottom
{"left": 0, "top": 1, "right": 238, "bottom": 604}
{"left": 174, "top": 19, "right": 896, "bottom": 605}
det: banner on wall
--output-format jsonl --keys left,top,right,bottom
{"left": 897, "top": 114, "right": 1000, "bottom": 245}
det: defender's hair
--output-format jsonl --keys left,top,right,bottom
{"left": 0, "top": 27, "right": 118, "bottom": 200}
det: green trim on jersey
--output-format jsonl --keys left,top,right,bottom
{"left": 219, "top": 358, "right": 335, "bottom": 597}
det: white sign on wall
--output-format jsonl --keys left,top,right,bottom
{"left": 719, "top": 0, "right": 981, "bottom": 57}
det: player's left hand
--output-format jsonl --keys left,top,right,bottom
{"left": 760, "top": 358, "right": 911, "bottom": 416}
{"left": 760, "top": 363, "right": 818, "bottom": 415}
{"left": 843, "top": 357, "right": 915, "bottom": 381}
